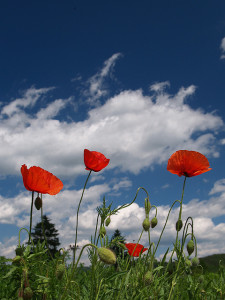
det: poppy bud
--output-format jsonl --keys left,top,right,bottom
{"left": 142, "top": 218, "right": 150, "bottom": 231}
{"left": 15, "top": 246, "right": 23, "bottom": 256}
{"left": 34, "top": 196, "right": 42, "bottom": 210}
{"left": 97, "top": 247, "right": 116, "bottom": 265}
{"left": 12, "top": 255, "right": 21, "bottom": 265}
{"left": 185, "top": 259, "right": 192, "bottom": 268}
{"left": 145, "top": 198, "right": 151, "bottom": 215}
{"left": 105, "top": 217, "right": 111, "bottom": 227}
{"left": 191, "top": 256, "right": 200, "bottom": 267}
{"left": 99, "top": 226, "right": 106, "bottom": 238}
{"left": 151, "top": 217, "right": 158, "bottom": 228}
{"left": 23, "top": 287, "right": 33, "bottom": 300}
{"left": 143, "top": 271, "right": 153, "bottom": 285}
{"left": 176, "top": 219, "right": 183, "bottom": 231}
{"left": 55, "top": 264, "right": 66, "bottom": 280}
{"left": 187, "top": 240, "right": 195, "bottom": 256}
{"left": 118, "top": 242, "right": 127, "bottom": 250}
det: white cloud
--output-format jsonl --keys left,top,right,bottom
{"left": 150, "top": 81, "right": 170, "bottom": 92}
{"left": 84, "top": 53, "right": 122, "bottom": 105}
{"left": 220, "top": 37, "right": 225, "bottom": 59}
{"left": 0, "top": 82, "right": 223, "bottom": 179}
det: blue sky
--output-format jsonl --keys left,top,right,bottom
{"left": 1, "top": 0, "right": 225, "bottom": 263}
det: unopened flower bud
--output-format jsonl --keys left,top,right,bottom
{"left": 151, "top": 217, "right": 158, "bottom": 228}
{"left": 34, "top": 196, "right": 42, "bottom": 210}
{"left": 97, "top": 247, "right": 116, "bottom": 265}
{"left": 12, "top": 256, "right": 21, "bottom": 265}
{"left": 55, "top": 264, "right": 66, "bottom": 280}
{"left": 145, "top": 198, "right": 151, "bottom": 215}
{"left": 142, "top": 218, "right": 150, "bottom": 231}
{"left": 185, "top": 259, "right": 192, "bottom": 268}
{"left": 118, "top": 242, "right": 127, "bottom": 250}
{"left": 187, "top": 239, "right": 195, "bottom": 256}
{"left": 176, "top": 219, "right": 183, "bottom": 231}
{"left": 23, "top": 287, "right": 33, "bottom": 300}
{"left": 143, "top": 270, "right": 153, "bottom": 285}
{"left": 15, "top": 246, "right": 23, "bottom": 256}
{"left": 99, "top": 226, "right": 106, "bottom": 237}
{"left": 105, "top": 217, "right": 111, "bottom": 227}
{"left": 191, "top": 256, "right": 200, "bottom": 267}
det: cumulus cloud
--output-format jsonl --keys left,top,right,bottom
{"left": 0, "top": 81, "right": 223, "bottom": 179}
{"left": 220, "top": 37, "right": 225, "bottom": 59}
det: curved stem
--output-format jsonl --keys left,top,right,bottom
{"left": 153, "top": 199, "right": 181, "bottom": 255}
{"left": 73, "top": 170, "right": 92, "bottom": 266}
{"left": 41, "top": 196, "right": 54, "bottom": 261}
{"left": 28, "top": 191, "right": 34, "bottom": 244}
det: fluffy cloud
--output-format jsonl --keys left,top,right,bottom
{"left": 0, "top": 82, "right": 223, "bottom": 179}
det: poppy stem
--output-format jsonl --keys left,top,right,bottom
{"left": 72, "top": 170, "right": 92, "bottom": 267}
{"left": 28, "top": 191, "right": 34, "bottom": 244}
{"left": 40, "top": 195, "right": 54, "bottom": 261}
{"left": 178, "top": 176, "right": 187, "bottom": 220}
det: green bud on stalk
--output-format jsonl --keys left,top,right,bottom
{"left": 97, "top": 247, "right": 116, "bottom": 265}
{"left": 15, "top": 246, "right": 24, "bottom": 256}
{"left": 105, "top": 217, "right": 111, "bottom": 227}
{"left": 142, "top": 218, "right": 150, "bottom": 231}
{"left": 99, "top": 226, "right": 106, "bottom": 237}
{"left": 12, "top": 256, "right": 21, "bottom": 265}
{"left": 34, "top": 196, "right": 42, "bottom": 210}
{"left": 23, "top": 287, "right": 33, "bottom": 300}
{"left": 185, "top": 259, "right": 192, "bottom": 268}
{"left": 55, "top": 264, "right": 66, "bottom": 280}
{"left": 176, "top": 219, "right": 183, "bottom": 231}
{"left": 143, "top": 270, "right": 153, "bottom": 285}
{"left": 191, "top": 256, "right": 200, "bottom": 267}
{"left": 187, "top": 239, "right": 195, "bottom": 256}
{"left": 151, "top": 217, "right": 158, "bottom": 228}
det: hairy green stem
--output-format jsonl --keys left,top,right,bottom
{"left": 73, "top": 170, "right": 92, "bottom": 266}
{"left": 28, "top": 191, "right": 34, "bottom": 244}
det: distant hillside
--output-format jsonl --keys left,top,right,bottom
{"left": 199, "top": 253, "right": 225, "bottom": 273}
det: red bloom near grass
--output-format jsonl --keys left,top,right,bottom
{"left": 21, "top": 164, "right": 63, "bottom": 195}
{"left": 125, "top": 243, "right": 148, "bottom": 257}
{"left": 84, "top": 149, "right": 110, "bottom": 172}
{"left": 167, "top": 150, "right": 212, "bottom": 177}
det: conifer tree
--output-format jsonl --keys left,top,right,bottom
{"left": 31, "top": 215, "right": 60, "bottom": 257}
{"left": 110, "top": 229, "right": 126, "bottom": 258}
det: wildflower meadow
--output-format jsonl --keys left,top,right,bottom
{"left": 1, "top": 149, "right": 225, "bottom": 299}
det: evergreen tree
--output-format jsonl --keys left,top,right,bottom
{"left": 110, "top": 229, "right": 126, "bottom": 258}
{"left": 31, "top": 215, "right": 60, "bottom": 257}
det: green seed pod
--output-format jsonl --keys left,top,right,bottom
{"left": 35, "top": 196, "right": 42, "bottom": 210}
{"left": 97, "top": 247, "right": 116, "bottom": 265}
{"left": 143, "top": 270, "right": 153, "bottom": 285}
{"left": 55, "top": 264, "right": 66, "bottom": 280}
{"left": 12, "top": 256, "right": 21, "bottom": 265}
{"left": 145, "top": 198, "right": 151, "bottom": 215}
{"left": 142, "top": 218, "right": 150, "bottom": 231}
{"left": 105, "top": 217, "right": 111, "bottom": 227}
{"left": 185, "top": 259, "right": 192, "bottom": 268}
{"left": 191, "top": 256, "right": 200, "bottom": 267}
{"left": 23, "top": 287, "right": 33, "bottom": 300}
{"left": 99, "top": 226, "right": 106, "bottom": 237}
{"left": 176, "top": 219, "right": 183, "bottom": 231}
{"left": 187, "top": 239, "right": 195, "bottom": 256}
{"left": 151, "top": 217, "right": 158, "bottom": 228}
{"left": 15, "top": 246, "right": 24, "bottom": 256}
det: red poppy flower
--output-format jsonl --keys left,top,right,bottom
{"left": 167, "top": 150, "right": 212, "bottom": 177}
{"left": 125, "top": 243, "right": 148, "bottom": 257}
{"left": 84, "top": 149, "right": 110, "bottom": 172}
{"left": 21, "top": 164, "right": 63, "bottom": 195}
